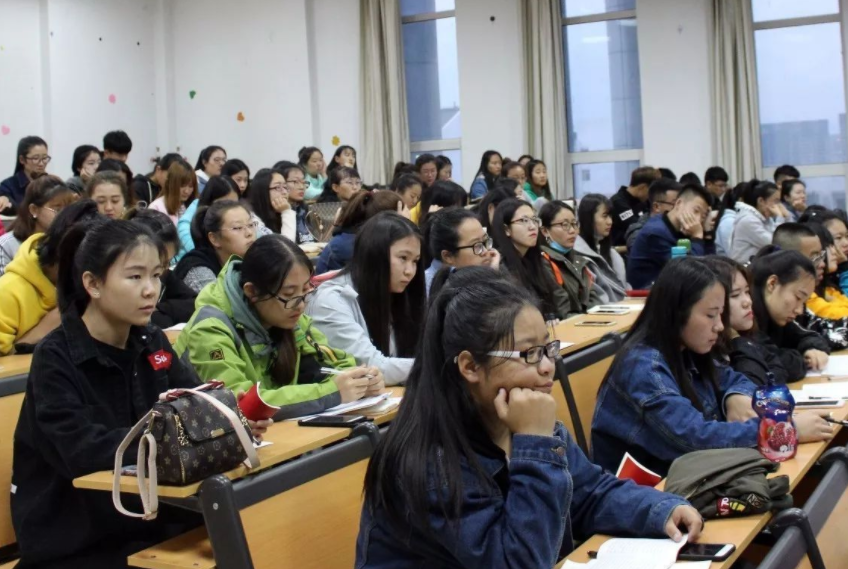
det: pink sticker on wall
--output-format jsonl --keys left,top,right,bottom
{"left": 108, "top": 94, "right": 117, "bottom": 104}
{"left": 1, "top": 126, "right": 10, "bottom": 136}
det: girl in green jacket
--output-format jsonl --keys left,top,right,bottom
{"left": 176, "top": 234, "right": 384, "bottom": 419}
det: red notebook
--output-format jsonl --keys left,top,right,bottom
{"left": 615, "top": 452, "right": 662, "bottom": 487}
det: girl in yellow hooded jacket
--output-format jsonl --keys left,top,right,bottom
{"left": 0, "top": 199, "right": 99, "bottom": 355}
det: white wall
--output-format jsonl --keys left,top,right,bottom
{"left": 637, "top": 0, "right": 715, "bottom": 178}
{"left": 455, "top": 0, "right": 527, "bottom": 188}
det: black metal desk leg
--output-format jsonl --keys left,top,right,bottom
{"left": 198, "top": 474, "right": 255, "bottom": 569}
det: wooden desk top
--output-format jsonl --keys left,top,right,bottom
{"left": 557, "top": 301, "right": 643, "bottom": 356}
{"left": 565, "top": 373, "right": 848, "bottom": 569}
{"left": 74, "top": 387, "right": 404, "bottom": 498}
{"left": 0, "top": 354, "right": 32, "bottom": 381}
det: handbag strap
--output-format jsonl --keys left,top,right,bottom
{"left": 190, "top": 389, "right": 260, "bottom": 469}
{"left": 113, "top": 411, "right": 160, "bottom": 519}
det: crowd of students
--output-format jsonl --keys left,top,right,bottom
{"left": 0, "top": 132, "right": 843, "bottom": 567}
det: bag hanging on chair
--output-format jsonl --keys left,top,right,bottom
{"left": 112, "top": 381, "right": 260, "bottom": 520}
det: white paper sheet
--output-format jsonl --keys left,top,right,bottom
{"left": 560, "top": 536, "right": 688, "bottom": 569}
{"left": 801, "top": 382, "right": 848, "bottom": 399}
{"left": 287, "top": 393, "right": 391, "bottom": 421}
{"left": 805, "top": 355, "right": 848, "bottom": 377}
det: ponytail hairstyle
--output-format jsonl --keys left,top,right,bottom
{"left": 334, "top": 190, "right": 403, "bottom": 231}
{"left": 318, "top": 166, "right": 360, "bottom": 203}
{"left": 58, "top": 219, "right": 166, "bottom": 314}
{"left": 297, "top": 146, "right": 323, "bottom": 172}
{"left": 199, "top": 175, "right": 240, "bottom": 207}
{"left": 363, "top": 267, "right": 538, "bottom": 529}
{"left": 750, "top": 247, "right": 816, "bottom": 336}
{"left": 602, "top": 257, "right": 725, "bottom": 411}
{"left": 417, "top": 180, "right": 468, "bottom": 228}
{"left": 195, "top": 146, "right": 226, "bottom": 173}
{"left": 525, "top": 159, "right": 553, "bottom": 200}
{"left": 191, "top": 200, "right": 248, "bottom": 250}
{"left": 741, "top": 178, "right": 779, "bottom": 209}
{"left": 425, "top": 207, "right": 478, "bottom": 266}
{"left": 96, "top": 159, "right": 134, "bottom": 193}
{"left": 247, "top": 168, "right": 282, "bottom": 233}
{"left": 715, "top": 181, "right": 747, "bottom": 233}
{"left": 11, "top": 175, "right": 77, "bottom": 242}
{"left": 36, "top": 199, "right": 100, "bottom": 270}
{"left": 124, "top": 207, "right": 180, "bottom": 260}
{"left": 490, "top": 198, "right": 559, "bottom": 316}
{"left": 392, "top": 161, "right": 416, "bottom": 181}
{"left": 577, "top": 193, "right": 613, "bottom": 264}
{"left": 391, "top": 173, "right": 422, "bottom": 197}
{"left": 345, "top": 212, "right": 425, "bottom": 357}
{"left": 239, "top": 234, "right": 314, "bottom": 387}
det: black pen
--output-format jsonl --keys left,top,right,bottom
{"left": 825, "top": 416, "right": 848, "bottom": 427}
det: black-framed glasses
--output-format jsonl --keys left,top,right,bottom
{"left": 510, "top": 216, "right": 542, "bottom": 228}
{"left": 488, "top": 340, "right": 561, "bottom": 365}
{"left": 343, "top": 178, "right": 363, "bottom": 187}
{"left": 274, "top": 287, "right": 317, "bottom": 309}
{"left": 26, "top": 155, "right": 51, "bottom": 165}
{"left": 548, "top": 220, "right": 579, "bottom": 231}
{"left": 455, "top": 237, "right": 494, "bottom": 256}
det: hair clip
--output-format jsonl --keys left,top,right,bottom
{"left": 453, "top": 356, "right": 458, "bottom": 363}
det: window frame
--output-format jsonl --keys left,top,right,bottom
{"left": 562, "top": 7, "right": 644, "bottom": 198}
{"left": 751, "top": 2, "right": 848, "bottom": 206}
{"left": 400, "top": 7, "right": 461, "bottom": 164}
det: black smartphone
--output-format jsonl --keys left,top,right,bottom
{"left": 796, "top": 400, "right": 841, "bottom": 407}
{"left": 575, "top": 320, "right": 616, "bottom": 327}
{"left": 678, "top": 543, "right": 735, "bottom": 561}
{"left": 298, "top": 414, "right": 369, "bottom": 428}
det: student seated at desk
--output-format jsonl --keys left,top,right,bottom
{"left": 490, "top": 198, "right": 569, "bottom": 320}
{"left": 11, "top": 219, "right": 219, "bottom": 569}
{"left": 175, "top": 174, "right": 240, "bottom": 260}
{"left": 307, "top": 212, "right": 425, "bottom": 385}
{"left": 591, "top": 257, "right": 834, "bottom": 477}
{"left": 701, "top": 256, "right": 788, "bottom": 386}
{"left": 574, "top": 194, "right": 628, "bottom": 302}
{"left": 0, "top": 199, "right": 99, "bottom": 355}
{"left": 423, "top": 207, "right": 500, "bottom": 294}
{"left": 538, "top": 200, "right": 602, "bottom": 317}
{"left": 749, "top": 248, "right": 831, "bottom": 380}
{"left": 125, "top": 208, "right": 197, "bottom": 329}
{"left": 177, "top": 234, "right": 382, "bottom": 419}
{"left": 173, "top": 200, "right": 256, "bottom": 294}
{"left": 357, "top": 268, "right": 704, "bottom": 568}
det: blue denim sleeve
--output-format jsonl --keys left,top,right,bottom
{"left": 718, "top": 365, "right": 757, "bottom": 412}
{"left": 565, "top": 426, "right": 689, "bottom": 539}
{"left": 470, "top": 178, "right": 488, "bottom": 200}
{"left": 429, "top": 433, "right": 571, "bottom": 569}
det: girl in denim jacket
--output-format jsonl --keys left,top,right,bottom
{"left": 356, "top": 267, "right": 703, "bottom": 568}
{"left": 592, "top": 257, "right": 833, "bottom": 477}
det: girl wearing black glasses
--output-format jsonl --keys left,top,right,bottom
{"left": 424, "top": 208, "right": 501, "bottom": 295}
{"left": 1, "top": 135, "right": 50, "bottom": 215}
{"left": 176, "top": 234, "right": 382, "bottom": 419}
{"left": 539, "top": 201, "right": 603, "bottom": 317}
{"left": 490, "top": 198, "right": 570, "bottom": 320}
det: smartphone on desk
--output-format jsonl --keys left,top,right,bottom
{"left": 298, "top": 415, "right": 370, "bottom": 428}
{"left": 574, "top": 320, "right": 616, "bottom": 327}
{"left": 678, "top": 542, "right": 735, "bottom": 561}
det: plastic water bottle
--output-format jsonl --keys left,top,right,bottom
{"left": 752, "top": 373, "right": 798, "bottom": 462}
{"left": 671, "top": 246, "right": 687, "bottom": 259}
{"left": 677, "top": 238, "right": 692, "bottom": 253}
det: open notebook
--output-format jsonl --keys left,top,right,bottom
{"left": 561, "top": 536, "right": 704, "bottom": 569}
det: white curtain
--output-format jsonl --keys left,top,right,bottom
{"left": 712, "top": 0, "right": 762, "bottom": 184}
{"left": 523, "top": 0, "right": 569, "bottom": 198}
{"left": 360, "top": 0, "right": 410, "bottom": 185}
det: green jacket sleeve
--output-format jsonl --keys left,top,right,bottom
{"left": 178, "top": 318, "right": 256, "bottom": 397}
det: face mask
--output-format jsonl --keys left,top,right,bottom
{"left": 548, "top": 239, "right": 571, "bottom": 255}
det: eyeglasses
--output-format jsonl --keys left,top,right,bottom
{"left": 274, "top": 287, "right": 317, "bottom": 309}
{"left": 343, "top": 178, "right": 363, "bottom": 187}
{"left": 211, "top": 157, "right": 227, "bottom": 164}
{"left": 455, "top": 237, "right": 494, "bottom": 256}
{"left": 42, "top": 206, "right": 63, "bottom": 215}
{"left": 488, "top": 340, "right": 561, "bottom": 365}
{"left": 510, "top": 216, "right": 542, "bottom": 228}
{"left": 548, "top": 220, "right": 579, "bottom": 231}
{"left": 810, "top": 251, "right": 827, "bottom": 265}
{"left": 220, "top": 221, "right": 259, "bottom": 235}
{"left": 270, "top": 184, "right": 285, "bottom": 192}
{"left": 286, "top": 179, "right": 307, "bottom": 188}
{"left": 26, "top": 155, "right": 51, "bottom": 165}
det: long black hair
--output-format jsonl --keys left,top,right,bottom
{"left": 715, "top": 181, "right": 746, "bottom": 234}
{"left": 194, "top": 145, "right": 226, "bottom": 173}
{"left": 124, "top": 207, "right": 180, "bottom": 255}
{"left": 426, "top": 208, "right": 479, "bottom": 265}
{"left": 524, "top": 159, "right": 553, "bottom": 200}
{"left": 13, "top": 136, "right": 47, "bottom": 174}
{"left": 317, "top": 166, "right": 359, "bottom": 203}
{"left": 472, "top": 150, "right": 502, "bottom": 192}
{"left": 240, "top": 234, "right": 314, "bottom": 387}
{"left": 10, "top": 175, "right": 75, "bottom": 242}
{"left": 417, "top": 180, "right": 467, "bottom": 229}
{"left": 190, "top": 200, "right": 248, "bottom": 250}
{"left": 326, "top": 145, "right": 357, "bottom": 176}
{"left": 578, "top": 193, "right": 613, "bottom": 264}
{"left": 750, "top": 248, "right": 816, "bottom": 342}
{"left": 199, "top": 175, "right": 239, "bottom": 207}
{"left": 363, "top": 267, "right": 538, "bottom": 528}
{"left": 222, "top": 159, "right": 251, "bottom": 194}
{"left": 71, "top": 145, "right": 101, "bottom": 176}
{"left": 58, "top": 219, "right": 166, "bottom": 314}
{"left": 490, "top": 198, "right": 559, "bottom": 316}
{"left": 247, "top": 168, "right": 282, "bottom": 233}
{"left": 742, "top": 179, "right": 779, "bottom": 209}
{"left": 344, "top": 212, "right": 425, "bottom": 357}
{"left": 36, "top": 199, "right": 100, "bottom": 270}
{"left": 602, "top": 257, "right": 725, "bottom": 411}
{"left": 804, "top": 221, "right": 839, "bottom": 296}
{"left": 476, "top": 180, "right": 517, "bottom": 231}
